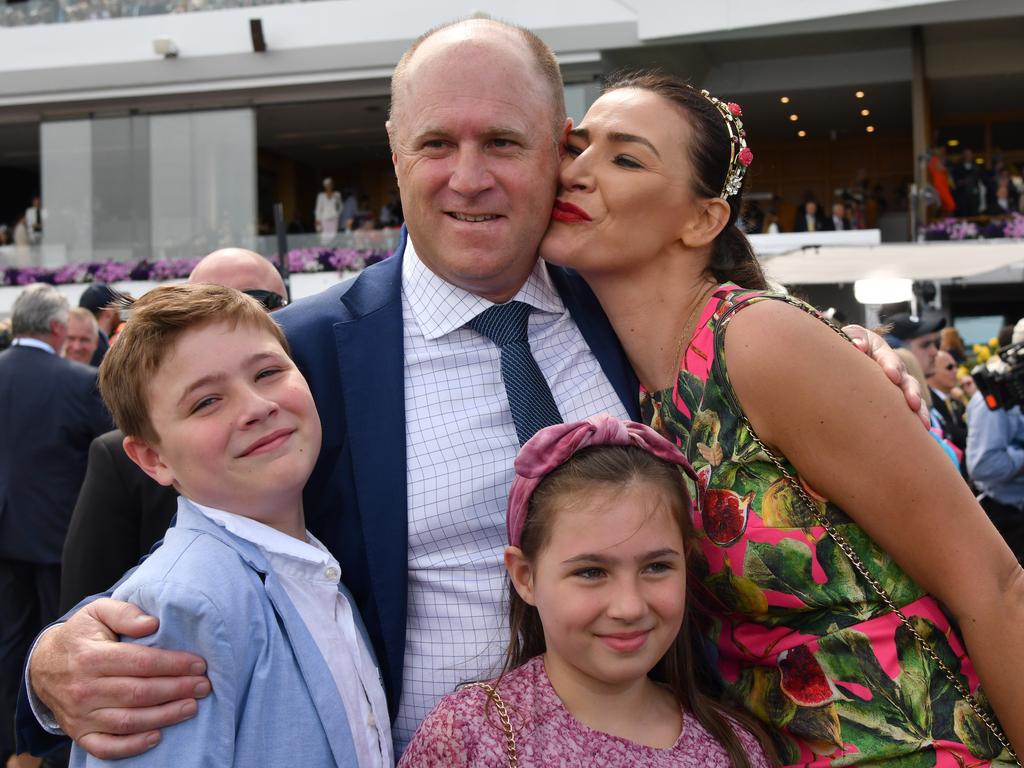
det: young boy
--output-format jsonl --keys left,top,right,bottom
{"left": 72, "top": 284, "right": 392, "bottom": 767}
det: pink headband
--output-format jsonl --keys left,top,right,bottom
{"left": 506, "top": 414, "right": 699, "bottom": 546}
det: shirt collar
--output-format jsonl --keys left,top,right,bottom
{"left": 401, "top": 236, "right": 565, "bottom": 341}
{"left": 186, "top": 498, "right": 337, "bottom": 573}
{"left": 11, "top": 338, "right": 56, "bottom": 355}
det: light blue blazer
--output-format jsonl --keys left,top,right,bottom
{"left": 71, "top": 499, "right": 373, "bottom": 768}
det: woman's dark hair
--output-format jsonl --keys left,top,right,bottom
{"left": 503, "top": 445, "right": 777, "bottom": 768}
{"left": 604, "top": 71, "right": 769, "bottom": 291}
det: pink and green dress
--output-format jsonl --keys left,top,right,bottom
{"left": 640, "top": 286, "right": 1013, "bottom": 767}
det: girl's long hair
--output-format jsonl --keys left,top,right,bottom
{"left": 503, "top": 445, "right": 778, "bottom": 767}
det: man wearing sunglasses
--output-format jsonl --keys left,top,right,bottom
{"left": 58, "top": 248, "right": 288, "bottom": 614}
{"left": 928, "top": 349, "right": 968, "bottom": 472}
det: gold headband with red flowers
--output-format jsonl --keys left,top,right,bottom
{"left": 700, "top": 89, "right": 753, "bottom": 199}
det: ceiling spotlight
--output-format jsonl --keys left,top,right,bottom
{"left": 860, "top": 108, "right": 870, "bottom": 117}
{"left": 947, "top": 139, "right": 960, "bottom": 147}
{"left": 866, "top": 125, "right": 875, "bottom": 133}
{"left": 789, "top": 114, "right": 799, "bottom": 122}
{"left": 780, "top": 96, "right": 790, "bottom": 104}
{"left": 797, "top": 130, "right": 806, "bottom": 137}
{"left": 855, "top": 90, "right": 865, "bottom": 99}
{"left": 152, "top": 36, "right": 179, "bottom": 58}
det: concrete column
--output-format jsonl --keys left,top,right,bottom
{"left": 910, "top": 25, "right": 930, "bottom": 237}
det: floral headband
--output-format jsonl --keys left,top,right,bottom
{"left": 699, "top": 89, "right": 753, "bottom": 199}
{"left": 506, "top": 414, "right": 699, "bottom": 547}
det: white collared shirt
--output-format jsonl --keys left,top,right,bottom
{"left": 396, "top": 238, "right": 628, "bottom": 751}
{"left": 11, "top": 337, "right": 56, "bottom": 354}
{"left": 193, "top": 502, "right": 392, "bottom": 768}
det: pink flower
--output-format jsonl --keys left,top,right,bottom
{"left": 727, "top": 102, "right": 742, "bottom": 116}
{"left": 738, "top": 147, "right": 754, "bottom": 166}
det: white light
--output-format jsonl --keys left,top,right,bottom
{"left": 854, "top": 278, "right": 913, "bottom": 305}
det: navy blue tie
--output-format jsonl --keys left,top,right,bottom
{"left": 468, "top": 301, "right": 563, "bottom": 446}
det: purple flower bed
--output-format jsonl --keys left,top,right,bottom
{"left": 2, "top": 248, "right": 391, "bottom": 287}
{"left": 925, "top": 213, "right": 1024, "bottom": 241}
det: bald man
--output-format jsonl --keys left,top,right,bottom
{"left": 188, "top": 247, "right": 287, "bottom": 306}
{"left": 58, "top": 248, "right": 287, "bottom": 613}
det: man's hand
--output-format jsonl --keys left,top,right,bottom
{"left": 30, "top": 599, "right": 210, "bottom": 760}
{"left": 843, "top": 324, "right": 930, "bottom": 428}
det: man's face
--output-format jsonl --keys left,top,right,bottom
{"left": 64, "top": 315, "right": 98, "bottom": 364}
{"left": 388, "top": 31, "right": 566, "bottom": 303}
{"left": 929, "top": 350, "right": 958, "bottom": 391}
{"left": 138, "top": 321, "right": 321, "bottom": 522}
{"left": 908, "top": 331, "right": 940, "bottom": 376}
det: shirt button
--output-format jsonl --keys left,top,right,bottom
{"left": 367, "top": 712, "right": 376, "bottom": 728}
{"left": 324, "top": 566, "right": 340, "bottom": 581}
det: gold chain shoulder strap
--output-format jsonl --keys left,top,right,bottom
{"left": 463, "top": 681, "right": 519, "bottom": 768}
{"left": 711, "top": 292, "right": 1019, "bottom": 765}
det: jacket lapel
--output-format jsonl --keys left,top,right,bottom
{"left": 547, "top": 264, "right": 640, "bottom": 420}
{"left": 332, "top": 240, "right": 409, "bottom": 706}
{"left": 260, "top": 575, "right": 363, "bottom": 768}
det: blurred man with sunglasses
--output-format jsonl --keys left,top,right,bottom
{"left": 928, "top": 349, "right": 968, "bottom": 470}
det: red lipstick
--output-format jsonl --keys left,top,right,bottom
{"left": 551, "top": 199, "right": 592, "bottom": 223}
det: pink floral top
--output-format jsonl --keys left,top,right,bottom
{"left": 397, "top": 656, "right": 770, "bottom": 767}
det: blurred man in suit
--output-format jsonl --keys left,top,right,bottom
{"left": 793, "top": 198, "right": 823, "bottom": 232}
{"left": 928, "top": 349, "right": 968, "bottom": 462}
{"left": 0, "top": 285, "right": 111, "bottom": 767}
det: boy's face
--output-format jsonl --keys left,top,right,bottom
{"left": 129, "top": 321, "right": 321, "bottom": 519}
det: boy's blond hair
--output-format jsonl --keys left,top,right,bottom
{"left": 99, "top": 283, "right": 290, "bottom": 444}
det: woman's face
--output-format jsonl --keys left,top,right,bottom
{"left": 539, "top": 88, "right": 699, "bottom": 276}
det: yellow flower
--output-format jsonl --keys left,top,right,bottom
{"left": 957, "top": 366, "right": 970, "bottom": 378}
{"left": 977, "top": 348, "right": 991, "bottom": 362}
{"left": 973, "top": 343, "right": 986, "bottom": 355}
{"left": 989, "top": 337, "right": 1000, "bottom": 349}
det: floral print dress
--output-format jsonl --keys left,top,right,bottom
{"left": 641, "top": 286, "right": 1014, "bottom": 767}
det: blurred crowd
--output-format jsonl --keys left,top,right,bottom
{"left": 878, "top": 308, "right": 1024, "bottom": 563}
{"left": 928, "top": 147, "right": 1023, "bottom": 218}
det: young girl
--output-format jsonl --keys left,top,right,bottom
{"left": 399, "top": 414, "right": 774, "bottom": 767}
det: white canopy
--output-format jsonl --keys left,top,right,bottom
{"left": 760, "top": 240, "right": 1024, "bottom": 285}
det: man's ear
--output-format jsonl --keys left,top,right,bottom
{"left": 504, "top": 546, "right": 537, "bottom": 606}
{"left": 680, "top": 197, "right": 731, "bottom": 249}
{"left": 385, "top": 120, "right": 399, "bottom": 176}
{"left": 123, "top": 435, "right": 176, "bottom": 488}
{"left": 557, "top": 117, "right": 572, "bottom": 158}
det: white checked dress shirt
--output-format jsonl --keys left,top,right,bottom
{"left": 396, "top": 239, "right": 629, "bottom": 750}
{"left": 195, "top": 504, "right": 393, "bottom": 768}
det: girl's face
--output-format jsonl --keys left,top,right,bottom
{"left": 538, "top": 87, "right": 699, "bottom": 277}
{"left": 507, "top": 482, "right": 687, "bottom": 694}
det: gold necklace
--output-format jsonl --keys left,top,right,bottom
{"left": 664, "top": 281, "right": 718, "bottom": 389}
